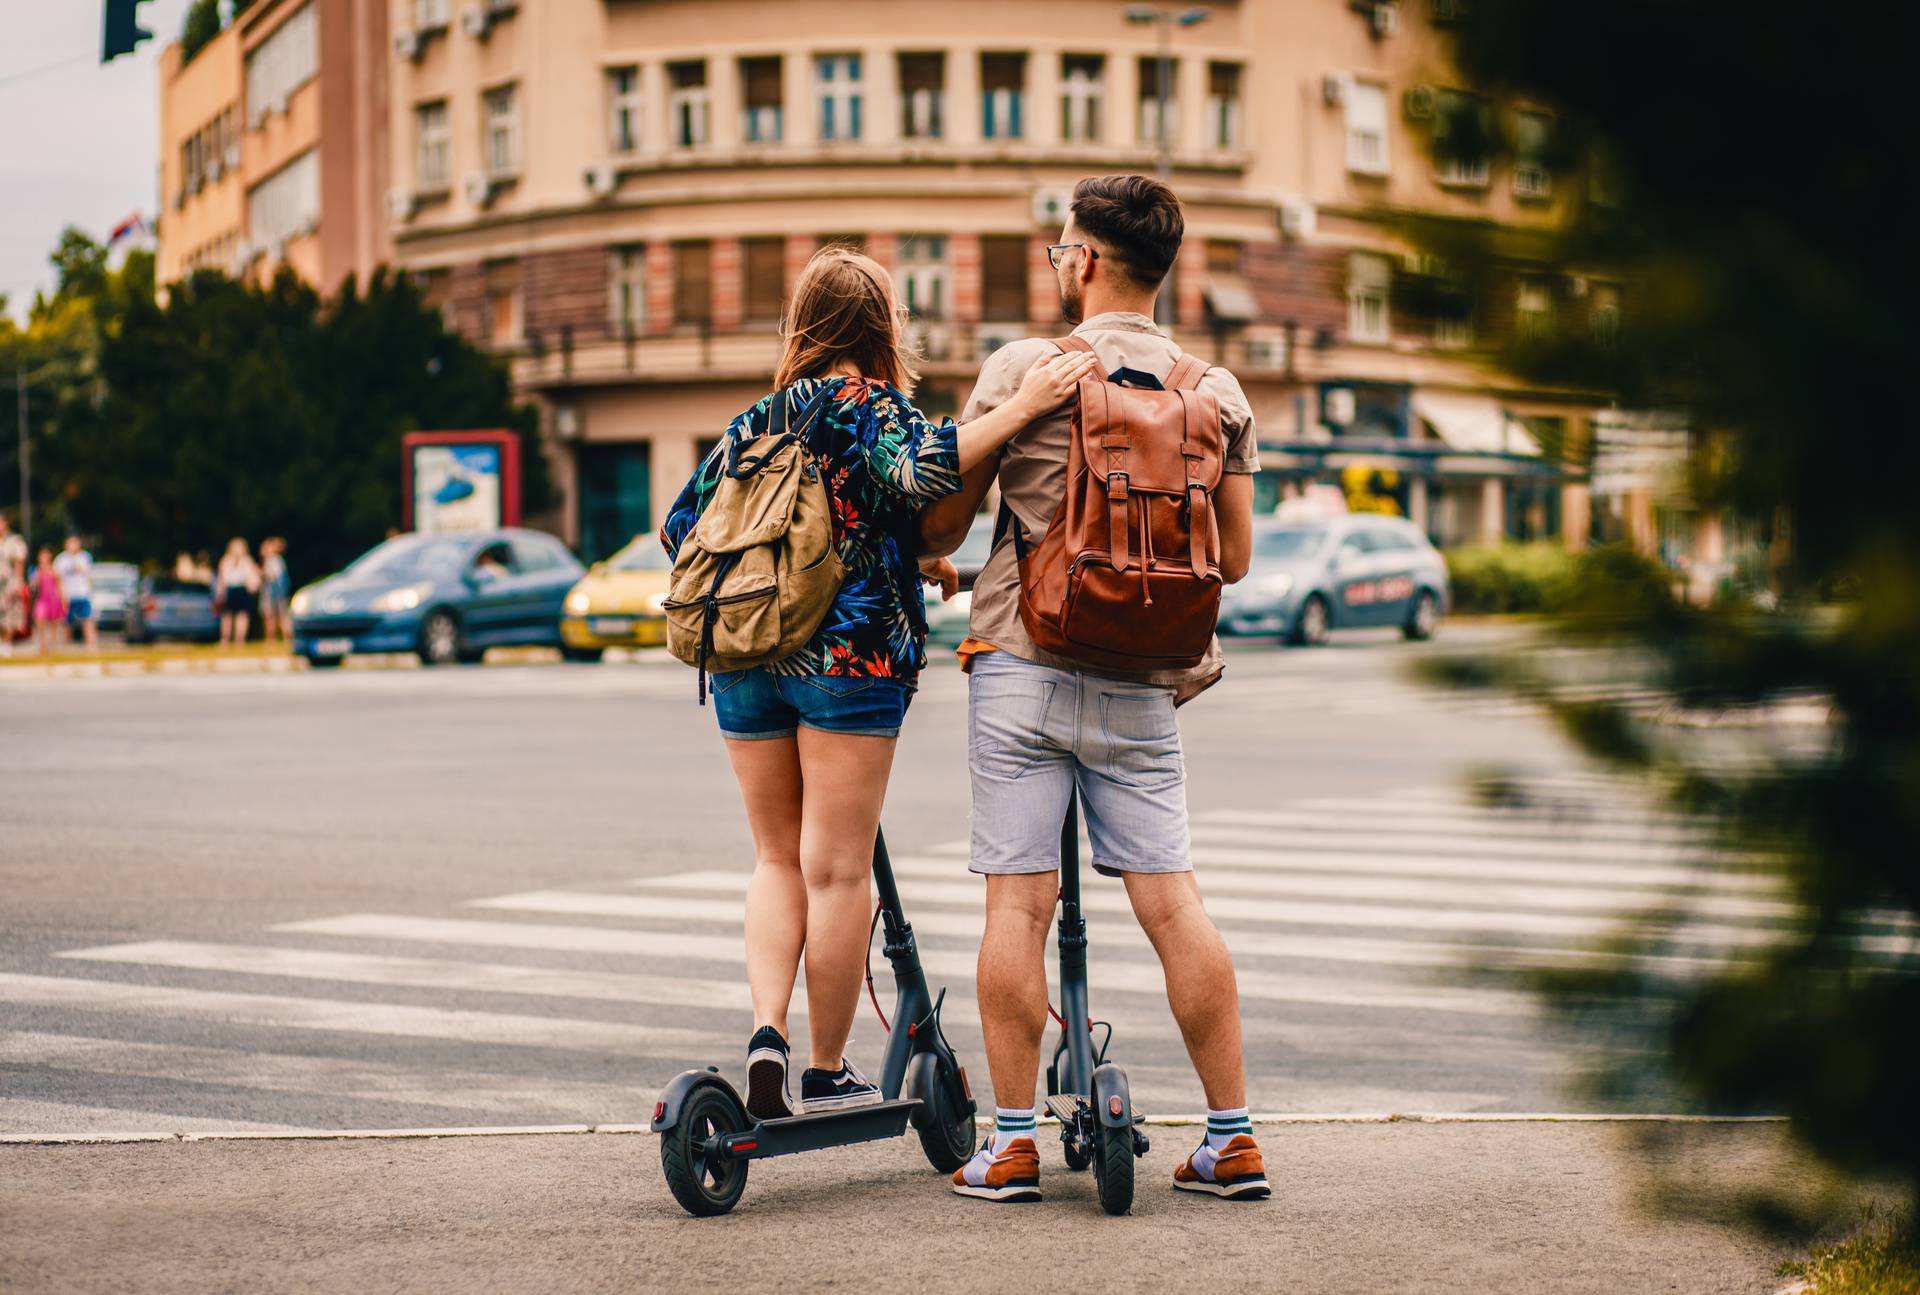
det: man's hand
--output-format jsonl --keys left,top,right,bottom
{"left": 919, "top": 555, "right": 959, "bottom": 601}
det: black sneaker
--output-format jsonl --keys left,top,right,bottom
{"left": 745, "top": 1026, "right": 792, "bottom": 1121}
{"left": 798, "top": 1058, "right": 880, "bottom": 1112}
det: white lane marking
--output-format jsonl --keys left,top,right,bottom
{"left": 0, "top": 1099, "right": 306, "bottom": 1137}
{"left": 0, "top": 972, "right": 725, "bottom": 1059}
{"left": 1182, "top": 839, "right": 1776, "bottom": 894}
{"left": 0, "top": 1032, "right": 650, "bottom": 1119}
{"left": 1197, "top": 805, "right": 1699, "bottom": 845}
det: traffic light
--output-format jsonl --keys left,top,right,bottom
{"left": 102, "top": 0, "right": 154, "bottom": 63}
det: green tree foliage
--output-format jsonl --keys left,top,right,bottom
{"left": 178, "top": 0, "right": 221, "bottom": 64}
{"left": 1423, "top": 1, "right": 1920, "bottom": 1209}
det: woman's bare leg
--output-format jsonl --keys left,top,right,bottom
{"left": 793, "top": 728, "right": 897, "bottom": 1071}
{"left": 724, "top": 736, "right": 806, "bottom": 1038}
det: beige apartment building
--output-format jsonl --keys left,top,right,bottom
{"left": 158, "top": 0, "right": 393, "bottom": 295}
{"left": 168, "top": 0, "right": 1658, "bottom": 565}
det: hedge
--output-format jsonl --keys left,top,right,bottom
{"left": 1443, "top": 543, "right": 1672, "bottom": 615}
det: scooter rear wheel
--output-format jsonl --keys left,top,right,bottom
{"left": 659, "top": 1081, "right": 750, "bottom": 1217}
{"left": 1093, "top": 1122, "right": 1134, "bottom": 1215}
{"left": 915, "top": 1058, "right": 978, "bottom": 1174}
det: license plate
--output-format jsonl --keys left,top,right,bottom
{"left": 313, "top": 638, "right": 354, "bottom": 656}
{"left": 588, "top": 617, "right": 634, "bottom": 635}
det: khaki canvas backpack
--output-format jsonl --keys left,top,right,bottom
{"left": 663, "top": 389, "right": 845, "bottom": 700}
{"left": 1007, "top": 336, "right": 1226, "bottom": 673}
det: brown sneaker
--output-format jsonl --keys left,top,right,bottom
{"left": 951, "top": 1137, "right": 1042, "bottom": 1202}
{"left": 1173, "top": 1134, "right": 1271, "bottom": 1199}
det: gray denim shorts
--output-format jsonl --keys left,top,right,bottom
{"left": 966, "top": 650, "right": 1192, "bottom": 877}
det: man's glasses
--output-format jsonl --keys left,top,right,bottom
{"left": 1047, "top": 243, "right": 1098, "bottom": 270}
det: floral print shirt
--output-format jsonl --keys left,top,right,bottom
{"left": 661, "top": 376, "right": 962, "bottom": 681}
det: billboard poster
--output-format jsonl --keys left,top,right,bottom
{"left": 401, "top": 430, "right": 522, "bottom": 534}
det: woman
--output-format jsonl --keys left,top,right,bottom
{"left": 216, "top": 538, "right": 262, "bottom": 647}
{"left": 30, "top": 547, "right": 65, "bottom": 656}
{"left": 661, "top": 247, "right": 1096, "bottom": 1118}
{"left": 0, "top": 553, "right": 27, "bottom": 656}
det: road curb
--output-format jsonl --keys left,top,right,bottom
{"left": 0, "top": 1112, "right": 1788, "bottom": 1147}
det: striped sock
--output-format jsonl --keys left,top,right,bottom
{"left": 1191, "top": 1106, "right": 1253, "bottom": 1177}
{"left": 990, "top": 1106, "right": 1037, "bottom": 1154}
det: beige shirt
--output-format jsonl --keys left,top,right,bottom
{"left": 959, "top": 312, "right": 1260, "bottom": 695}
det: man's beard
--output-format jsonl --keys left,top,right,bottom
{"left": 1059, "top": 277, "right": 1083, "bottom": 327}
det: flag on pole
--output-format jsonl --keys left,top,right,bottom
{"left": 107, "top": 213, "right": 151, "bottom": 247}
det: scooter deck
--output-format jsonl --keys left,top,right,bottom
{"left": 1045, "top": 1093, "right": 1144, "bottom": 1125}
{"left": 716, "top": 1099, "right": 919, "bottom": 1161}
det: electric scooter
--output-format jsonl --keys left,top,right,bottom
{"left": 1043, "top": 789, "right": 1150, "bottom": 1215}
{"left": 650, "top": 827, "right": 978, "bottom": 1217}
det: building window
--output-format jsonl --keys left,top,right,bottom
{"left": 1136, "top": 57, "right": 1176, "bottom": 149}
{"left": 412, "top": 0, "right": 449, "bottom": 31}
{"left": 1347, "top": 252, "right": 1391, "bottom": 343}
{"left": 743, "top": 236, "right": 785, "bottom": 323}
{"left": 1589, "top": 282, "right": 1621, "bottom": 347}
{"left": 741, "top": 57, "right": 783, "bottom": 144}
{"left": 247, "top": 148, "right": 319, "bottom": 251}
{"left": 668, "top": 61, "right": 711, "bottom": 150}
{"left": 483, "top": 85, "right": 519, "bottom": 176}
{"left": 414, "top": 100, "right": 448, "bottom": 189}
{"left": 1206, "top": 62, "right": 1242, "bottom": 150}
{"left": 981, "top": 235, "right": 1028, "bottom": 321}
{"left": 1512, "top": 109, "right": 1552, "bottom": 198}
{"left": 816, "top": 54, "right": 863, "bottom": 141}
{"left": 609, "top": 246, "right": 645, "bottom": 333}
{"left": 898, "top": 235, "right": 949, "bottom": 319}
{"left": 244, "top": 3, "right": 317, "bottom": 123}
{"left": 1515, "top": 277, "right": 1553, "bottom": 343}
{"left": 1060, "top": 55, "right": 1104, "bottom": 143}
{"left": 899, "top": 53, "right": 944, "bottom": 140}
{"left": 1434, "top": 90, "right": 1492, "bottom": 187}
{"left": 1434, "top": 305, "right": 1473, "bottom": 349}
{"left": 1345, "top": 80, "right": 1389, "bottom": 175}
{"left": 981, "top": 53, "right": 1025, "bottom": 140}
{"left": 608, "top": 66, "right": 641, "bottom": 155}
{"left": 674, "top": 240, "right": 713, "bottom": 325}
{"left": 485, "top": 259, "right": 520, "bottom": 345}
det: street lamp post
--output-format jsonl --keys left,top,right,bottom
{"left": 1126, "top": 5, "right": 1210, "bottom": 182}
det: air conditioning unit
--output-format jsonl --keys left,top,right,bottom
{"left": 460, "top": 6, "right": 493, "bottom": 38}
{"left": 394, "top": 28, "right": 421, "bottom": 60}
{"left": 386, "top": 188, "right": 416, "bottom": 221}
{"left": 1322, "top": 74, "right": 1347, "bottom": 107}
{"left": 1372, "top": 2, "right": 1399, "bottom": 36}
{"left": 583, "top": 162, "right": 619, "bottom": 199}
{"left": 463, "top": 173, "right": 498, "bottom": 207}
{"left": 1245, "top": 338, "right": 1287, "bottom": 371}
{"left": 1031, "top": 186, "right": 1072, "bottom": 229}
{"left": 1278, "top": 200, "right": 1316, "bottom": 240}
{"left": 1403, "top": 85, "right": 1435, "bottom": 120}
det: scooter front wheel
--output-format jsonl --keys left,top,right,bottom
{"left": 911, "top": 1055, "right": 978, "bottom": 1174}
{"left": 659, "top": 1081, "right": 750, "bottom": 1217}
{"left": 1093, "top": 1122, "right": 1134, "bottom": 1215}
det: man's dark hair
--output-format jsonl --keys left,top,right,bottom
{"left": 1070, "top": 175, "right": 1185, "bottom": 290}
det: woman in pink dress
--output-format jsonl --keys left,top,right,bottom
{"left": 30, "top": 546, "right": 66, "bottom": 656}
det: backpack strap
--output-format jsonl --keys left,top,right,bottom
{"left": 1165, "top": 353, "right": 1211, "bottom": 392}
{"left": 1051, "top": 335, "right": 1095, "bottom": 355}
{"left": 1175, "top": 388, "right": 1216, "bottom": 576}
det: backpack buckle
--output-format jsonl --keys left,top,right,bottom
{"left": 1106, "top": 471, "right": 1130, "bottom": 501}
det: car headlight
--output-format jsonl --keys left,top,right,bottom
{"left": 566, "top": 591, "right": 593, "bottom": 615}
{"left": 370, "top": 582, "right": 431, "bottom": 613}
{"left": 290, "top": 590, "right": 311, "bottom": 616}
{"left": 1255, "top": 572, "right": 1294, "bottom": 599}
{"left": 646, "top": 592, "right": 668, "bottom": 612}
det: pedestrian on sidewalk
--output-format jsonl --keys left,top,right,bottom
{"left": 55, "top": 535, "right": 98, "bottom": 651}
{"left": 0, "top": 551, "right": 26, "bottom": 657}
{"left": 216, "top": 538, "right": 261, "bottom": 647}
{"left": 660, "top": 245, "right": 1097, "bottom": 1120}
{"left": 919, "top": 175, "right": 1266, "bottom": 1204}
{"left": 30, "top": 546, "right": 66, "bottom": 656}
{"left": 258, "top": 538, "right": 291, "bottom": 642}
{"left": 0, "top": 512, "right": 24, "bottom": 576}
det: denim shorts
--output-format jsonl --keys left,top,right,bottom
{"left": 711, "top": 667, "right": 913, "bottom": 740}
{"left": 967, "top": 650, "right": 1191, "bottom": 877}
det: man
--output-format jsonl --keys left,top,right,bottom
{"left": 919, "top": 175, "right": 1265, "bottom": 1203}
{"left": 55, "top": 535, "right": 97, "bottom": 651}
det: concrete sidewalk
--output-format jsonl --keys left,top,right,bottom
{"left": 0, "top": 1121, "right": 1849, "bottom": 1294}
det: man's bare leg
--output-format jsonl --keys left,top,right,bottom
{"left": 1122, "top": 870, "right": 1247, "bottom": 1110}
{"left": 976, "top": 872, "right": 1058, "bottom": 1112}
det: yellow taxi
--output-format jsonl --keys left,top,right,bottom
{"left": 559, "top": 535, "right": 674, "bottom": 660}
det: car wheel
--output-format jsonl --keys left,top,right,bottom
{"left": 1289, "top": 594, "right": 1330, "bottom": 647}
{"left": 418, "top": 610, "right": 462, "bottom": 667}
{"left": 1404, "top": 590, "right": 1439, "bottom": 641}
{"left": 561, "top": 646, "right": 605, "bottom": 664}
{"left": 306, "top": 655, "right": 344, "bottom": 669}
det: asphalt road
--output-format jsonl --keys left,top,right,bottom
{"left": 0, "top": 626, "right": 1732, "bottom": 1135}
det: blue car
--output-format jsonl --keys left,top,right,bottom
{"left": 291, "top": 529, "right": 586, "bottom": 668}
{"left": 123, "top": 575, "right": 219, "bottom": 644}
{"left": 1217, "top": 515, "right": 1451, "bottom": 646}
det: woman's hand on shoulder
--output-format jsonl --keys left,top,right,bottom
{"left": 917, "top": 555, "right": 959, "bottom": 601}
{"left": 1011, "top": 350, "right": 1101, "bottom": 418}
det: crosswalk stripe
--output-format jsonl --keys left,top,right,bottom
{"left": 1196, "top": 805, "right": 1700, "bottom": 845}
{"left": 0, "top": 972, "right": 725, "bottom": 1059}
{"left": 1185, "top": 821, "right": 1710, "bottom": 865}
{"left": 1183, "top": 840, "right": 1776, "bottom": 894}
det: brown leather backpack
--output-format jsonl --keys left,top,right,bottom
{"left": 1007, "top": 336, "right": 1226, "bottom": 673}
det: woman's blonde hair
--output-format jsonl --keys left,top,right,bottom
{"left": 773, "top": 246, "right": 918, "bottom": 394}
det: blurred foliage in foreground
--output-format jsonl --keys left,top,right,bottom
{"left": 1776, "top": 1206, "right": 1919, "bottom": 1295}
{"left": 1426, "top": 1, "right": 1920, "bottom": 1214}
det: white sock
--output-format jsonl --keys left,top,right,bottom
{"left": 1191, "top": 1106, "right": 1253, "bottom": 1176}
{"left": 989, "top": 1107, "right": 1036, "bottom": 1154}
